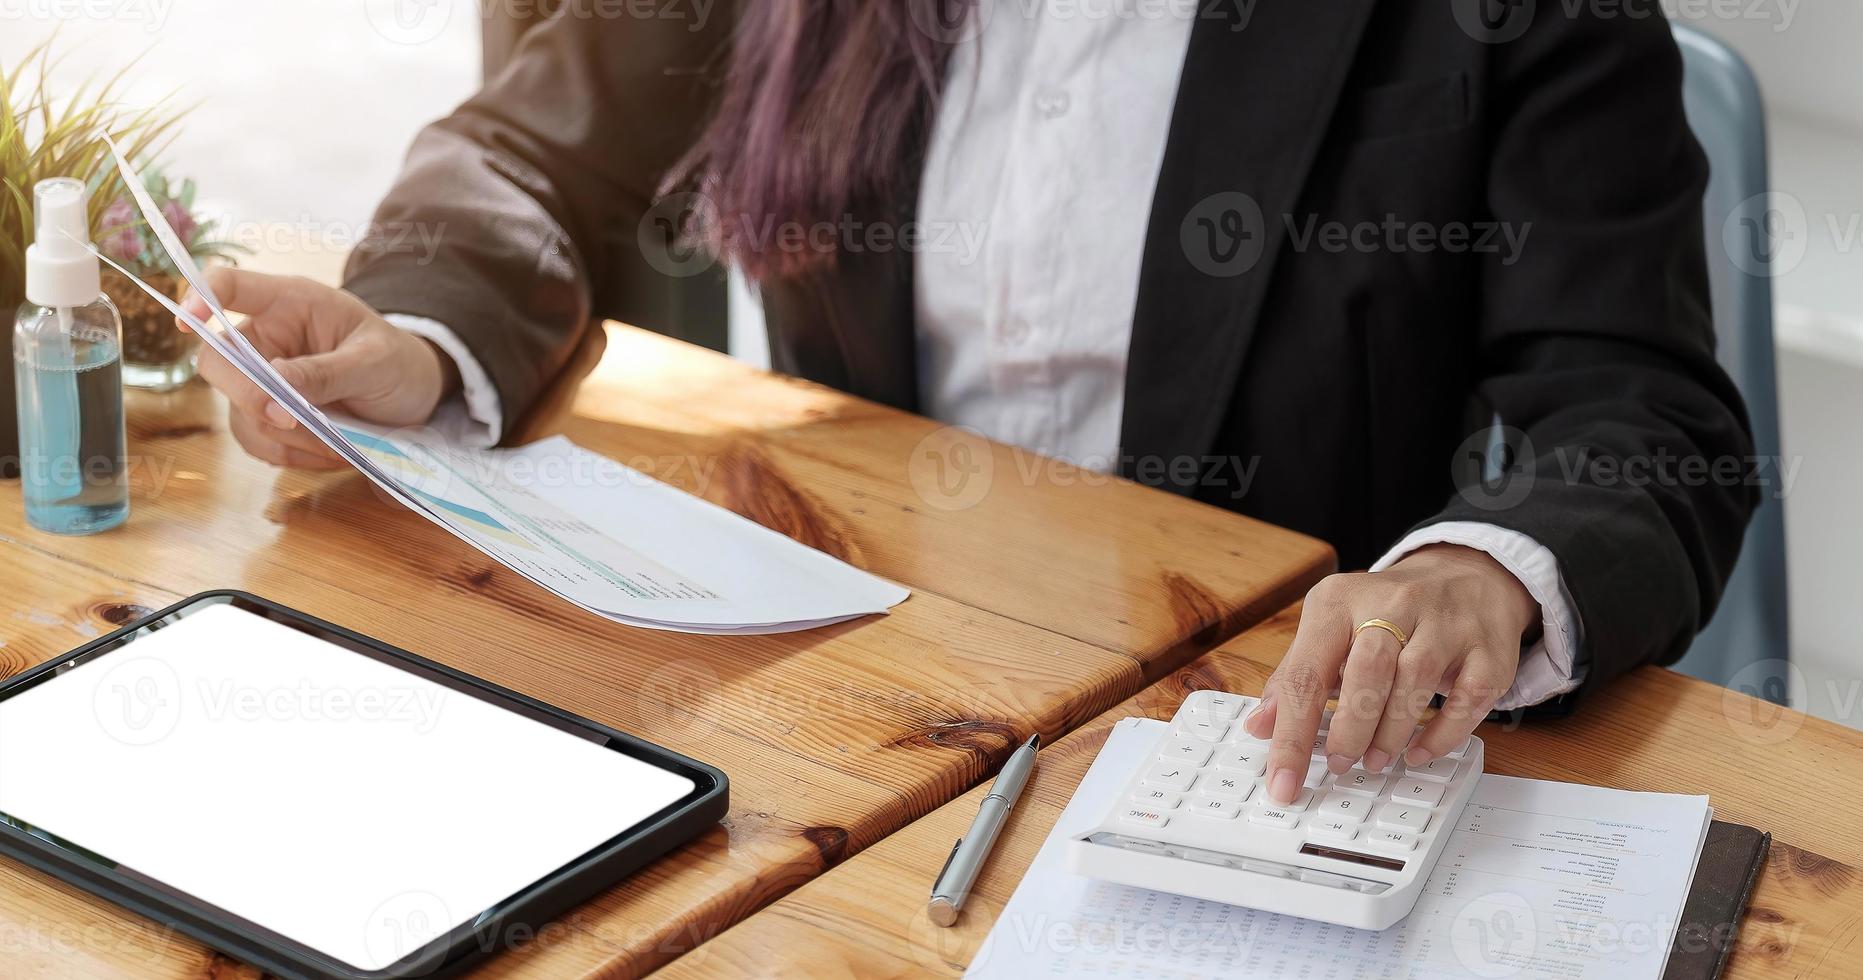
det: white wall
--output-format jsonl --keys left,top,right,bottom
{"left": 1685, "top": 1, "right": 1863, "bottom": 135}
{"left": 1691, "top": 1, "right": 1863, "bottom": 727}
{"left": 0, "top": 1, "right": 479, "bottom": 239}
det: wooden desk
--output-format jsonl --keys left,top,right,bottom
{"left": 0, "top": 326, "right": 1331, "bottom": 978}
{"left": 665, "top": 606, "right": 1863, "bottom": 979}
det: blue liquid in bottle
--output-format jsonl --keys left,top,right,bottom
{"left": 16, "top": 176, "right": 129, "bottom": 535}
{"left": 14, "top": 300, "right": 130, "bottom": 534}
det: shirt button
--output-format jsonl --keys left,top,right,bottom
{"left": 1034, "top": 88, "right": 1071, "bottom": 119}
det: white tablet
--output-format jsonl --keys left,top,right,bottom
{"left": 0, "top": 592, "right": 726, "bottom": 979}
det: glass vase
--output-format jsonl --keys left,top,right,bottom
{"left": 103, "top": 269, "right": 200, "bottom": 391}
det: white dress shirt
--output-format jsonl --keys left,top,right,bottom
{"left": 391, "top": 0, "right": 1586, "bottom": 709}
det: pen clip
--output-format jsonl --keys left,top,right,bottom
{"left": 933, "top": 838, "right": 962, "bottom": 889}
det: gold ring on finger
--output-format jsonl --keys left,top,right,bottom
{"left": 1353, "top": 618, "right": 1409, "bottom": 647}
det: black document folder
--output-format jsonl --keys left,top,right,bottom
{"left": 1664, "top": 820, "right": 1771, "bottom": 980}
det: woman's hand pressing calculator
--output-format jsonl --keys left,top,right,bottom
{"left": 1068, "top": 690, "right": 1483, "bottom": 930}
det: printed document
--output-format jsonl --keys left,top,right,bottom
{"left": 968, "top": 718, "right": 1712, "bottom": 980}
{"left": 95, "top": 140, "right": 908, "bottom": 633}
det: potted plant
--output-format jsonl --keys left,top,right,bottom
{"left": 2, "top": 41, "right": 177, "bottom": 473}
{"left": 97, "top": 166, "right": 249, "bottom": 390}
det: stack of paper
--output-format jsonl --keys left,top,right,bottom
{"left": 94, "top": 140, "right": 908, "bottom": 634}
{"left": 970, "top": 718, "right": 1713, "bottom": 980}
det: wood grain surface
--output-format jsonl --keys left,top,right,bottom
{"left": 664, "top": 606, "right": 1863, "bottom": 980}
{"left": 0, "top": 325, "right": 1332, "bottom": 978}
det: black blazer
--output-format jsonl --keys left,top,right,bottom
{"left": 344, "top": 1, "right": 1757, "bottom": 695}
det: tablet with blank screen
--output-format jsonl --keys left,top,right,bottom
{"left": 0, "top": 591, "right": 727, "bottom": 979}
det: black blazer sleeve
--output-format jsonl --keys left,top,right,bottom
{"left": 341, "top": 13, "right": 727, "bottom": 425}
{"left": 1426, "top": 12, "right": 1758, "bottom": 691}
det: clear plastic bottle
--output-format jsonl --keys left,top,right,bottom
{"left": 13, "top": 178, "right": 129, "bottom": 535}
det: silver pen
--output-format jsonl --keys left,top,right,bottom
{"left": 928, "top": 733, "right": 1041, "bottom": 927}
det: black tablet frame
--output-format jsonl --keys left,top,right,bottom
{"left": 0, "top": 590, "right": 728, "bottom": 980}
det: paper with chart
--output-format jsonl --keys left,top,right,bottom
{"left": 93, "top": 138, "right": 908, "bottom": 633}
{"left": 966, "top": 718, "right": 1712, "bottom": 980}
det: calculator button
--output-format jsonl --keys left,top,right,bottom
{"left": 1303, "top": 759, "right": 1330, "bottom": 788}
{"left": 1374, "top": 802, "right": 1431, "bottom": 833}
{"left": 1391, "top": 777, "right": 1446, "bottom": 808}
{"left": 1406, "top": 756, "right": 1459, "bottom": 783}
{"left": 1282, "top": 787, "right": 1317, "bottom": 812}
{"left": 1189, "top": 797, "right": 1241, "bottom": 820}
{"left": 1143, "top": 763, "right": 1198, "bottom": 792}
{"left": 1367, "top": 829, "right": 1417, "bottom": 852}
{"left": 1441, "top": 736, "right": 1472, "bottom": 760}
{"left": 1199, "top": 774, "right": 1255, "bottom": 802}
{"left": 1159, "top": 736, "right": 1214, "bottom": 766}
{"left": 1332, "top": 769, "right": 1387, "bottom": 796}
{"left": 1186, "top": 691, "right": 1248, "bottom": 719}
{"left": 1214, "top": 745, "right": 1268, "bottom": 776}
{"left": 1248, "top": 806, "right": 1299, "bottom": 829}
{"left": 1317, "top": 791, "right": 1371, "bottom": 824}
{"left": 1121, "top": 807, "right": 1170, "bottom": 828}
{"left": 1308, "top": 817, "right": 1357, "bottom": 842}
{"left": 1179, "top": 716, "right": 1229, "bottom": 741}
{"left": 1132, "top": 788, "right": 1182, "bottom": 809}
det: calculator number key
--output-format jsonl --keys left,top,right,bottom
{"left": 1374, "top": 802, "right": 1431, "bottom": 833}
{"left": 1316, "top": 791, "right": 1371, "bottom": 823}
{"left": 1406, "top": 756, "right": 1459, "bottom": 783}
{"left": 1391, "top": 777, "right": 1446, "bottom": 807}
{"left": 1332, "top": 769, "right": 1387, "bottom": 796}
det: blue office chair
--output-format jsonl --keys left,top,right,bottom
{"left": 1667, "top": 23, "right": 1791, "bottom": 701}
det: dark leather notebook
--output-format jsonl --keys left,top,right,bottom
{"left": 1664, "top": 820, "right": 1771, "bottom": 980}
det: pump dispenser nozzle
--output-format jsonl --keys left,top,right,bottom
{"left": 25, "top": 177, "right": 102, "bottom": 309}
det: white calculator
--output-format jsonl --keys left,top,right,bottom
{"left": 1067, "top": 690, "right": 1482, "bottom": 930}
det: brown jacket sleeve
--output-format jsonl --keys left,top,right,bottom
{"left": 342, "top": 13, "right": 729, "bottom": 426}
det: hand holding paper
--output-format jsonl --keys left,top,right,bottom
{"left": 90, "top": 139, "right": 909, "bottom": 634}
{"left": 178, "top": 269, "right": 459, "bottom": 469}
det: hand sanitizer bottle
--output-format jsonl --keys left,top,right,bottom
{"left": 13, "top": 177, "right": 129, "bottom": 534}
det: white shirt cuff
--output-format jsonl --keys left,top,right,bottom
{"left": 1371, "top": 521, "right": 1587, "bottom": 711}
{"left": 383, "top": 313, "right": 505, "bottom": 448}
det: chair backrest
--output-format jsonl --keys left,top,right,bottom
{"left": 1667, "top": 23, "right": 1791, "bottom": 699}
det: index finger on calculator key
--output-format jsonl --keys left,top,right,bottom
{"left": 1262, "top": 643, "right": 1345, "bottom": 803}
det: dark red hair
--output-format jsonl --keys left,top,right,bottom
{"left": 664, "top": 0, "right": 972, "bottom": 281}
